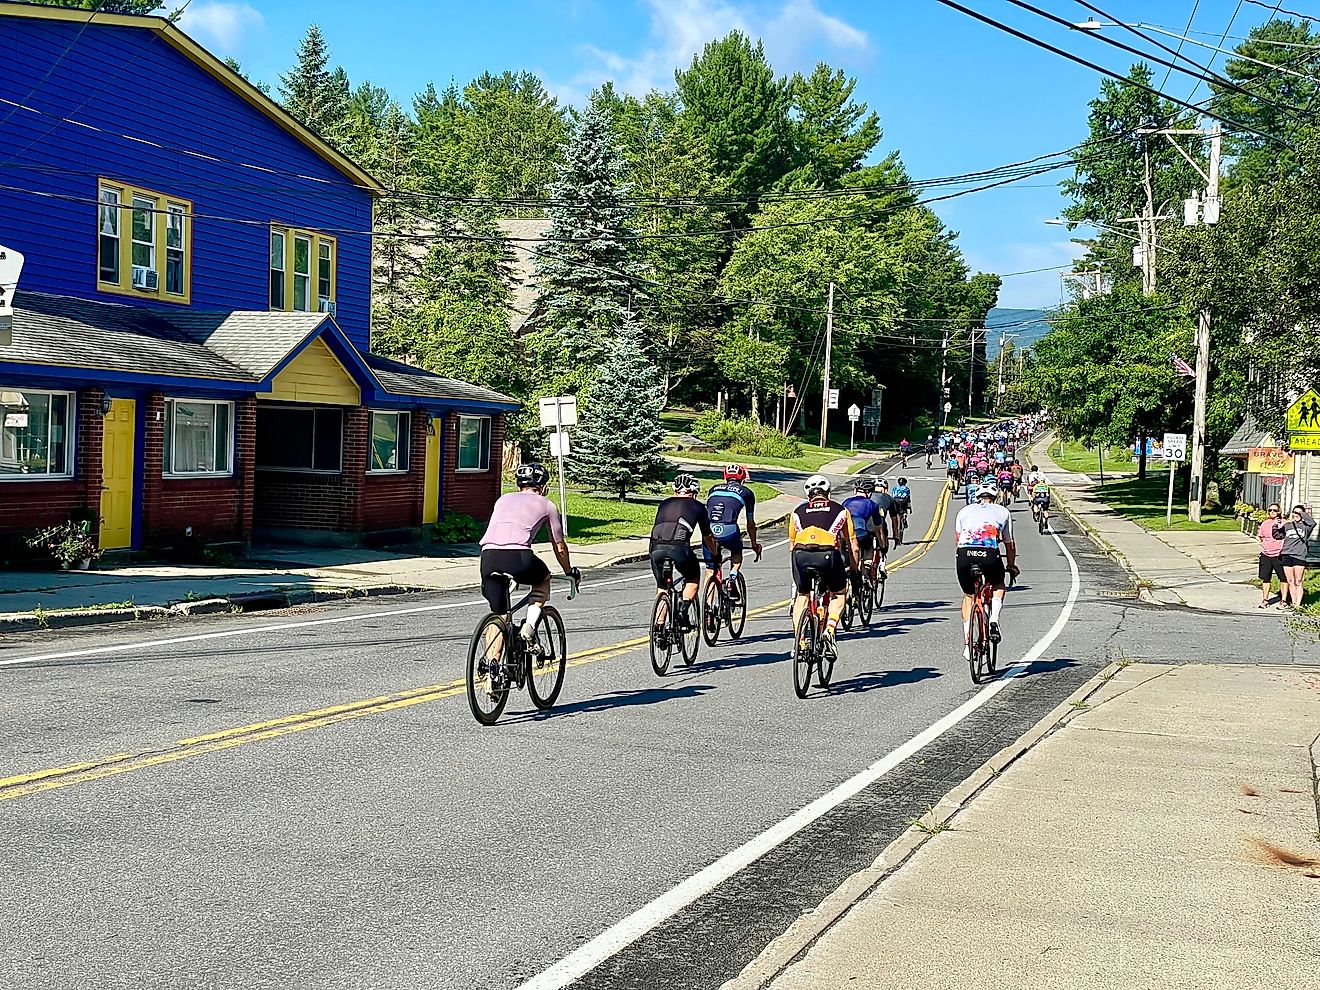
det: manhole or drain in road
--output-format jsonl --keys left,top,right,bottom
{"left": 184, "top": 698, "right": 221, "bottom": 704}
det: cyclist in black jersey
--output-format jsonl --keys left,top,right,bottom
{"left": 649, "top": 473, "right": 717, "bottom": 628}
{"left": 704, "top": 464, "right": 763, "bottom": 601}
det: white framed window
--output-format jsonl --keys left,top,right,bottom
{"left": 292, "top": 234, "right": 311, "bottom": 311}
{"left": 165, "top": 204, "right": 187, "bottom": 296}
{"left": 131, "top": 195, "right": 156, "bottom": 271}
{"left": 99, "top": 188, "right": 120, "bottom": 284}
{"left": 457, "top": 415, "right": 491, "bottom": 472}
{"left": 255, "top": 406, "right": 343, "bottom": 473}
{"left": 98, "top": 179, "right": 191, "bottom": 302}
{"left": 163, "top": 399, "right": 233, "bottom": 477}
{"left": 368, "top": 411, "right": 411, "bottom": 473}
{"left": 270, "top": 227, "right": 335, "bottom": 313}
{"left": 269, "top": 231, "right": 285, "bottom": 309}
{"left": 0, "top": 389, "right": 74, "bottom": 480}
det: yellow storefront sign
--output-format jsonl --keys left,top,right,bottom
{"left": 1248, "top": 446, "right": 1294, "bottom": 474}
{"left": 1289, "top": 433, "right": 1320, "bottom": 451}
{"left": 1285, "top": 388, "right": 1320, "bottom": 432}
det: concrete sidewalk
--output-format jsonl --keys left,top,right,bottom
{"left": 0, "top": 493, "right": 802, "bottom": 630}
{"left": 1033, "top": 441, "right": 1262, "bottom": 613}
{"left": 742, "top": 663, "right": 1320, "bottom": 990}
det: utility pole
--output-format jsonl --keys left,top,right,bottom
{"left": 1141, "top": 144, "right": 1156, "bottom": 296}
{"left": 1188, "top": 125, "right": 1221, "bottom": 523}
{"left": 967, "top": 324, "right": 977, "bottom": 416}
{"left": 819, "top": 281, "right": 834, "bottom": 447}
{"left": 939, "top": 325, "right": 950, "bottom": 427}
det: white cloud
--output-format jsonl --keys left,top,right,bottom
{"left": 966, "top": 239, "right": 1087, "bottom": 310}
{"left": 554, "top": 0, "right": 870, "bottom": 104}
{"left": 176, "top": 2, "right": 267, "bottom": 60}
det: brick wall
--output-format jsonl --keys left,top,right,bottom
{"left": 138, "top": 393, "right": 254, "bottom": 547}
{"left": 362, "top": 409, "right": 428, "bottom": 531}
{"left": 0, "top": 388, "right": 103, "bottom": 540}
{"left": 443, "top": 412, "right": 505, "bottom": 522}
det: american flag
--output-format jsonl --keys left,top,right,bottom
{"left": 1171, "top": 353, "right": 1196, "bottom": 378}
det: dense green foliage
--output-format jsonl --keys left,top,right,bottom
{"left": 269, "top": 21, "right": 1000, "bottom": 466}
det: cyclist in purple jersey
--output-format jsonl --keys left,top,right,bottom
{"left": 479, "top": 463, "right": 578, "bottom": 640}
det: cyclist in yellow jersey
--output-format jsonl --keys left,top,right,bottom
{"left": 788, "top": 474, "right": 860, "bottom": 653}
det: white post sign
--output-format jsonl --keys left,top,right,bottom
{"left": 847, "top": 404, "right": 861, "bottom": 451}
{"left": 1162, "top": 432, "right": 1187, "bottom": 528}
{"left": 827, "top": 389, "right": 840, "bottom": 410}
{"left": 540, "top": 395, "right": 577, "bottom": 536}
{"left": 0, "top": 245, "right": 25, "bottom": 348}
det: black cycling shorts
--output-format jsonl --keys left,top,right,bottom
{"left": 855, "top": 532, "right": 875, "bottom": 558}
{"left": 702, "top": 530, "right": 744, "bottom": 568}
{"left": 792, "top": 547, "right": 848, "bottom": 595}
{"left": 890, "top": 498, "right": 911, "bottom": 516}
{"left": 956, "top": 547, "right": 1005, "bottom": 596}
{"left": 480, "top": 548, "right": 550, "bottom": 614}
{"left": 650, "top": 544, "right": 699, "bottom": 588}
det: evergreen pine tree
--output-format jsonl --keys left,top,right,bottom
{"left": 531, "top": 101, "right": 640, "bottom": 377}
{"left": 278, "top": 25, "right": 349, "bottom": 136}
{"left": 569, "top": 325, "right": 668, "bottom": 500}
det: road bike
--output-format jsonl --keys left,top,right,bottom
{"left": 650, "top": 558, "right": 700, "bottom": 675}
{"left": 466, "top": 572, "right": 579, "bottom": 725}
{"left": 1032, "top": 497, "right": 1051, "bottom": 534}
{"left": 998, "top": 484, "right": 1014, "bottom": 508}
{"left": 701, "top": 545, "right": 757, "bottom": 647}
{"left": 792, "top": 570, "right": 837, "bottom": 698}
{"left": 966, "top": 565, "right": 1013, "bottom": 685}
{"left": 891, "top": 504, "right": 910, "bottom": 546}
{"left": 840, "top": 556, "right": 877, "bottom": 631}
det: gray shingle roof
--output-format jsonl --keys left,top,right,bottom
{"left": 2, "top": 291, "right": 256, "bottom": 381}
{"left": 365, "top": 354, "right": 519, "bottom": 407}
{"left": 1220, "top": 414, "right": 1275, "bottom": 457}
{"left": 168, "top": 310, "right": 327, "bottom": 378}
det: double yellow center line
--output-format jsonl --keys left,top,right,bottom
{"left": 0, "top": 487, "right": 950, "bottom": 805}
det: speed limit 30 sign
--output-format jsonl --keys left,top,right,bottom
{"left": 1163, "top": 432, "right": 1187, "bottom": 462}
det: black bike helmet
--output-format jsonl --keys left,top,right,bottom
{"left": 514, "top": 462, "right": 550, "bottom": 489}
{"left": 897, "top": 477, "right": 907, "bottom": 486}
{"left": 855, "top": 478, "right": 876, "bottom": 495}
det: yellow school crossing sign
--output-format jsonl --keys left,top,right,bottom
{"left": 1286, "top": 388, "right": 1320, "bottom": 433}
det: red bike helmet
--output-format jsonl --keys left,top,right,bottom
{"left": 724, "top": 463, "right": 750, "bottom": 483}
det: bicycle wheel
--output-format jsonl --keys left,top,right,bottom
{"left": 681, "top": 588, "right": 702, "bottom": 667}
{"left": 840, "top": 583, "right": 856, "bottom": 632}
{"left": 792, "top": 607, "right": 816, "bottom": 699}
{"left": 467, "top": 614, "right": 511, "bottom": 725}
{"left": 859, "top": 572, "right": 875, "bottom": 625}
{"left": 527, "top": 606, "right": 567, "bottom": 710}
{"left": 726, "top": 571, "right": 747, "bottom": 639}
{"left": 816, "top": 614, "right": 836, "bottom": 688}
{"left": 649, "top": 593, "right": 674, "bottom": 676}
{"left": 702, "top": 578, "right": 722, "bottom": 647}
{"left": 967, "top": 606, "right": 986, "bottom": 685}
{"left": 874, "top": 567, "right": 886, "bottom": 611}
{"left": 1039, "top": 511, "right": 1048, "bottom": 535}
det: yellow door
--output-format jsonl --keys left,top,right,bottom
{"left": 99, "top": 398, "right": 136, "bottom": 550}
{"left": 422, "top": 419, "right": 441, "bottom": 525}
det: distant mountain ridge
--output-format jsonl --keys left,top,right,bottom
{"left": 985, "top": 307, "right": 1052, "bottom": 357}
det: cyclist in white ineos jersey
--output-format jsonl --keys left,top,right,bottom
{"left": 954, "top": 480, "right": 1020, "bottom": 659}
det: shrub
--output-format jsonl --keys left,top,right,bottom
{"left": 693, "top": 412, "right": 802, "bottom": 460}
{"left": 431, "top": 511, "right": 483, "bottom": 544}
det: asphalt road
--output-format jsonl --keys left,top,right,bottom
{"left": 1, "top": 468, "right": 1316, "bottom": 990}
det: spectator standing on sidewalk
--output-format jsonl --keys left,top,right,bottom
{"left": 1256, "top": 504, "right": 1286, "bottom": 609}
{"left": 1274, "top": 504, "right": 1315, "bottom": 611}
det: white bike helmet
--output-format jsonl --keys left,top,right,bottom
{"left": 976, "top": 480, "right": 1000, "bottom": 500}
{"left": 804, "top": 474, "right": 831, "bottom": 497}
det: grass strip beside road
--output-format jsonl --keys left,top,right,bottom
{"left": 1089, "top": 474, "right": 1239, "bottom": 533}
{"left": 1048, "top": 439, "right": 1135, "bottom": 475}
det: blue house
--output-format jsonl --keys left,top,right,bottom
{"left": 0, "top": 3, "right": 516, "bottom": 551}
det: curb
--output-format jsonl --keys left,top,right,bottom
{"left": 724, "top": 659, "right": 1126, "bottom": 990}
{"left": 0, "top": 515, "right": 800, "bottom": 635}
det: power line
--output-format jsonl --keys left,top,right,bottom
{"left": 1189, "top": 0, "right": 1247, "bottom": 103}
{"left": 1161, "top": 1, "right": 1203, "bottom": 89}
{"left": 1242, "top": 0, "right": 1314, "bottom": 21}
{"left": 931, "top": 0, "right": 1296, "bottom": 149}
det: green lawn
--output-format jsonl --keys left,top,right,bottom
{"left": 1258, "top": 569, "right": 1320, "bottom": 613}
{"left": 672, "top": 446, "right": 843, "bottom": 473}
{"left": 518, "top": 471, "right": 783, "bottom": 545}
{"left": 1089, "top": 474, "right": 1239, "bottom": 532}
{"left": 1050, "top": 439, "right": 1135, "bottom": 475}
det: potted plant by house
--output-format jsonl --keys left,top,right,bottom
{"left": 27, "top": 519, "right": 102, "bottom": 570}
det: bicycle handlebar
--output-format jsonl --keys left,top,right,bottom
{"left": 564, "top": 568, "right": 582, "bottom": 601}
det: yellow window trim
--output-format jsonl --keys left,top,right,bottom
{"left": 270, "top": 225, "right": 336, "bottom": 314}
{"left": 96, "top": 178, "right": 192, "bottom": 305}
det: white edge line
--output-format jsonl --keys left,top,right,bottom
{"left": 1, "top": 541, "right": 798, "bottom": 670}
{"left": 514, "top": 520, "right": 1082, "bottom": 990}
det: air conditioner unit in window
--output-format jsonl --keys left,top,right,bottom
{"left": 318, "top": 297, "right": 336, "bottom": 316}
{"left": 132, "top": 266, "right": 159, "bottom": 291}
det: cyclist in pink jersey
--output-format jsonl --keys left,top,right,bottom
{"left": 479, "top": 463, "right": 579, "bottom": 640}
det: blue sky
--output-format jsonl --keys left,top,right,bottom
{"left": 177, "top": 0, "right": 1273, "bottom": 309}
